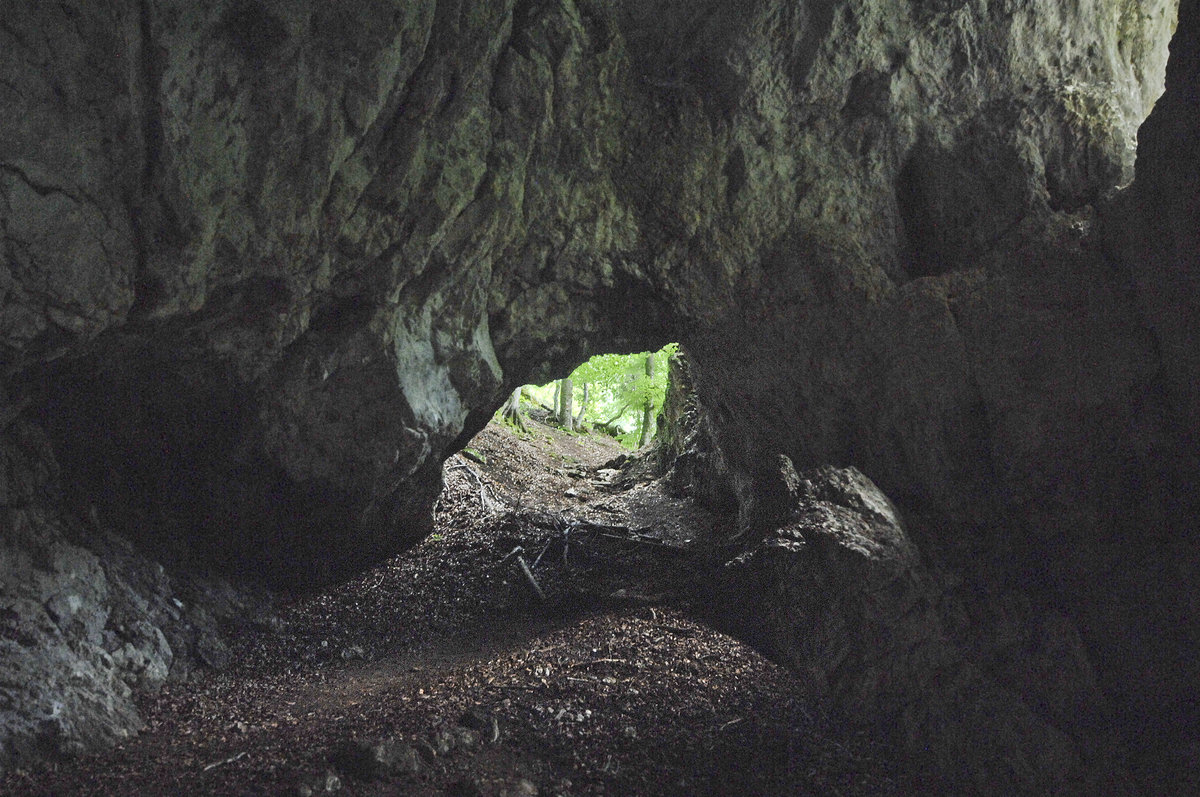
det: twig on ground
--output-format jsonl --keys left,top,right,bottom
{"left": 447, "top": 461, "right": 498, "bottom": 513}
{"left": 501, "top": 547, "right": 547, "bottom": 602}
{"left": 202, "top": 751, "right": 247, "bottom": 772}
{"left": 514, "top": 554, "right": 547, "bottom": 602}
{"left": 569, "top": 658, "right": 630, "bottom": 669}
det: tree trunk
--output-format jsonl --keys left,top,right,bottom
{"left": 638, "top": 353, "right": 655, "bottom": 448}
{"left": 501, "top": 388, "right": 526, "bottom": 432}
{"left": 575, "top": 383, "right": 590, "bottom": 427}
{"left": 558, "top": 377, "right": 574, "bottom": 432}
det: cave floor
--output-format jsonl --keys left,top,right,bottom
{"left": 3, "top": 416, "right": 920, "bottom": 796}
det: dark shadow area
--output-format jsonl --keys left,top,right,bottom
{"left": 1, "top": 403, "right": 924, "bottom": 796}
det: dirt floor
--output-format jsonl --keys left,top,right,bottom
{"left": 2, "top": 414, "right": 921, "bottom": 796}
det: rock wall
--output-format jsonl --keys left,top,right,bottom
{"left": 1100, "top": 0, "right": 1200, "bottom": 734}
{"left": 0, "top": 418, "right": 264, "bottom": 764}
{"left": 654, "top": 352, "right": 736, "bottom": 512}
{"left": 718, "top": 462, "right": 1123, "bottom": 795}
{"left": 1, "top": 0, "right": 1195, "bottom": 789}
{"left": 1, "top": 0, "right": 663, "bottom": 583}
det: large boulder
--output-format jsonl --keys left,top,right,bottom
{"left": 720, "top": 462, "right": 1119, "bottom": 794}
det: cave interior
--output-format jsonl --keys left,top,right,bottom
{"left": 1, "top": 0, "right": 1199, "bottom": 793}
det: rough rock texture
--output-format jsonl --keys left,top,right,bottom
{"left": 719, "top": 462, "right": 1121, "bottom": 795}
{"left": 0, "top": 419, "right": 264, "bottom": 766}
{"left": 654, "top": 352, "right": 735, "bottom": 513}
{"left": 0, "top": 0, "right": 1196, "bottom": 789}
{"left": 0, "top": 0, "right": 1174, "bottom": 578}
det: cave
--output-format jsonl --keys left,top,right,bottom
{"left": 1, "top": 0, "right": 1198, "bottom": 793}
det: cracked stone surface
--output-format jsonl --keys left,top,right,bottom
{"left": 0, "top": 0, "right": 1196, "bottom": 790}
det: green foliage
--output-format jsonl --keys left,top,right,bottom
{"left": 523, "top": 343, "right": 678, "bottom": 449}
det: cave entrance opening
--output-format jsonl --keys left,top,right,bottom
{"left": 361, "top": 340, "right": 923, "bottom": 793}
{"left": 437, "top": 340, "right": 702, "bottom": 605}
{"left": 500, "top": 343, "right": 679, "bottom": 449}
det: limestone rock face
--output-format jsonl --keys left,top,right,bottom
{"left": 0, "top": 0, "right": 1177, "bottom": 573}
{"left": 655, "top": 352, "right": 735, "bottom": 512}
{"left": 0, "top": 421, "right": 257, "bottom": 767}
{"left": 720, "top": 462, "right": 1106, "bottom": 795}
{"left": 0, "top": 0, "right": 1194, "bottom": 788}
